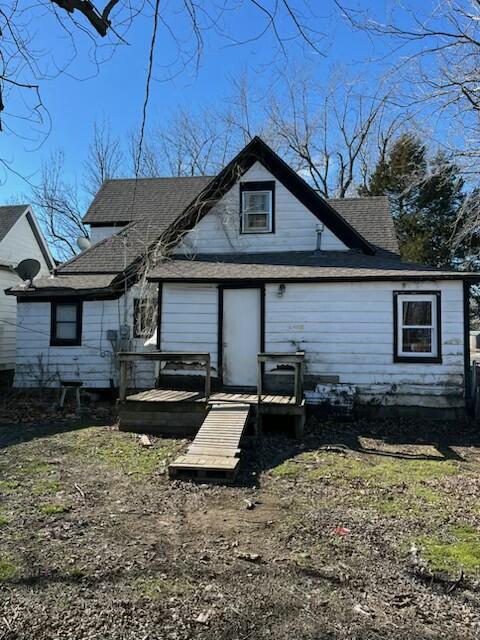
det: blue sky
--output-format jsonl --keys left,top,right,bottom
{"left": 1, "top": 0, "right": 410, "bottom": 203}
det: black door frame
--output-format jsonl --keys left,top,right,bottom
{"left": 218, "top": 282, "right": 265, "bottom": 386}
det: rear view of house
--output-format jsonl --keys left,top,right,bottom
{"left": 7, "top": 138, "right": 479, "bottom": 417}
{"left": 0, "top": 205, "right": 54, "bottom": 383}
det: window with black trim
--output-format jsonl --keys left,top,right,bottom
{"left": 134, "top": 298, "right": 156, "bottom": 339}
{"left": 393, "top": 292, "right": 441, "bottom": 363}
{"left": 240, "top": 181, "right": 274, "bottom": 233}
{"left": 50, "top": 301, "right": 82, "bottom": 346}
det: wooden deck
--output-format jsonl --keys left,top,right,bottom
{"left": 126, "top": 388, "right": 298, "bottom": 405}
{"left": 117, "top": 351, "right": 307, "bottom": 483}
{"left": 169, "top": 403, "right": 251, "bottom": 483}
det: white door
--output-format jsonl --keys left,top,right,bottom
{"left": 222, "top": 288, "right": 261, "bottom": 387}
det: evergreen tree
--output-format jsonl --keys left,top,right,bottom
{"left": 359, "top": 134, "right": 464, "bottom": 267}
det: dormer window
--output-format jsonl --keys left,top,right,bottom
{"left": 240, "top": 181, "right": 275, "bottom": 234}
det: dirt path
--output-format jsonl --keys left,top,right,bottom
{"left": 0, "top": 412, "right": 479, "bottom": 639}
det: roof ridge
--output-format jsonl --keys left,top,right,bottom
{"left": 103, "top": 175, "right": 215, "bottom": 183}
{"left": 327, "top": 195, "right": 389, "bottom": 201}
{"left": 0, "top": 203, "right": 29, "bottom": 210}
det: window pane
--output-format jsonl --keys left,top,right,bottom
{"left": 245, "top": 213, "right": 268, "bottom": 229}
{"left": 56, "top": 323, "right": 77, "bottom": 340}
{"left": 403, "top": 300, "right": 431, "bottom": 326}
{"left": 244, "top": 192, "right": 269, "bottom": 213}
{"left": 56, "top": 304, "right": 77, "bottom": 322}
{"left": 402, "top": 328, "right": 432, "bottom": 353}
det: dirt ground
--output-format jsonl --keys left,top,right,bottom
{"left": 1, "top": 393, "right": 480, "bottom": 639}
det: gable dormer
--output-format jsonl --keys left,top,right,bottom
{"left": 174, "top": 161, "right": 349, "bottom": 255}
{"left": 169, "top": 137, "right": 375, "bottom": 257}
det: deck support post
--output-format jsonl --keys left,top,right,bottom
{"left": 257, "top": 359, "right": 263, "bottom": 404}
{"left": 119, "top": 359, "right": 127, "bottom": 402}
{"left": 205, "top": 355, "right": 211, "bottom": 403}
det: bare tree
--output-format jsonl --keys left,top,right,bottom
{"left": 335, "top": 1, "right": 480, "bottom": 168}
{"left": 1, "top": 1, "right": 325, "bottom": 148}
{"left": 30, "top": 150, "right": 88, "bottom": 260}
{"left": 266, "top": 70, "right": 400, "bottom": 197}
{"left": 28, "top": 119, "right": 124, "bottom": 259}
{"left": 335, "top": 0, "right": 480, "bottom": 261}
{"left": 83, "top": 119, "right": 124, "bottom": 197}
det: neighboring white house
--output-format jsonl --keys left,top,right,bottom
{"left": 7, "top": 138, "right": 479, "bottom": 415}
{"left": 0, "top": 205, "right": 54, "bottom": 381}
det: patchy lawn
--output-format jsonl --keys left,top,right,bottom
{"left": 1, "top": 408, "right": 480, "bottom": 639}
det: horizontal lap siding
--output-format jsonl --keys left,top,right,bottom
{"left": 174, "top": 162, "right": 347, "bottom": 254}
{"left": 89, "top": 226, "right": 125, "bottom": 243}
{"left": 265, "top": 281, "right": 465, "bottom": 406}
{"left": 15, "top": 288, "right": 156, "bottom": 388}
{"left": 160, "top": 284, "right": 218, "bottom": 376}
{"left": 1, "top": 214, "right": 51, "bottom": 372}
{"left": 0, "top": 215, "right": 51, "bottom": 270}
{"left": 0, "top": 271, "right": 21, "bottom": 370}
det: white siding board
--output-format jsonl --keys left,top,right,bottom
{"left": 0, "top": 214, "right": 51, "bottom": 270}
{"left": 0, "top": 271, "right": 20, "bottom": 369}
{"left": 0, "top": 211, "right": 52, "bottom": 371}
{"left": 264, "top": 280, "right": 465, "bottom": 407}
{"left": 15, "top": 286, "right": 157, "bottom": 389}
{"left": 89, "top": 226, "right": 125, "bottom": 244}
{"left": 160, "top": 284, "right": 219, "bottom": 377}
{"left": 174, "top": 162, "right": 348, "bottom": 255}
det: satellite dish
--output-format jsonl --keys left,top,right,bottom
{"left": 15, "top": 259, "right": 41, "bottom": 281}
{"left": 77, "top": 236, "right": 91, "bottom": 251}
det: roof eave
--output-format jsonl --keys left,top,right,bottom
{"left": 147, "top": 273, "right": 480, "bottom": 284}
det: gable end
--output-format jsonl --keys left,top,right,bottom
{"left": 166, "top": 137, "right": 376, "bottom": 255}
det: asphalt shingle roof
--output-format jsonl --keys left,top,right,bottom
{"left": 0, "top": 205, "right": 28, "bottom": 242}
{"left": 147, "top": 251, "right": 477, "bottom": 283}
{"left": 59, "top": 176, "right": 213, "bottom": 275}
{"left": 60, "top": 178, "right": 399, "bottom": 276}
{"left": 326, "top": 197, "right": 399, "bottom": 254}
{"left": 82, "top": 176, "right": 213, "bottom": 225}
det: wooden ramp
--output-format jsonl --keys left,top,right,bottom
{"left": 169, "top": 403, "right": 250, "bottom": 483}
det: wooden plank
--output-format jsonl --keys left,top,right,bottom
{"left": 119, "top": 351, "right": 211, "bottom": 362}
{"left": 170, "top": 455, "right": 238, "bottom": 470}
{"left": 168, "top": 402, "right": 250, "bottom": 483}
{"left": 188, "top": 446, "right": 241, "bottom": 457}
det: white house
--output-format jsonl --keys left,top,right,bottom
{"left": 7, "top": 138, "right": 479, "bottom": 416}
{"left": 0, "top": 205, "right": 54, "bottom": 382}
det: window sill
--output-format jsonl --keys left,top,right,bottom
{"left": 394, "top": 355, "right": 442, "bottom": 364}
{"left": 50, "top": 340, "right": 82, "bottom": 347}
{"left": 240, "top": 229, "right": 274, "bottom": 235}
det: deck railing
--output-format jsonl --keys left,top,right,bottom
{"left": 117, "top": 351, "right": 211, "bottom": 403}
{"left": 257, "top": 351, "right": 305, "bottom": 405}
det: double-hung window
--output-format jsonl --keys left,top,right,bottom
{"left": 240, "top": 181, "right": 274, "bottom": 233}
{"left": 393, "top": 292, "right": 441, "bottom": 363}
{"left": 50, "top": 301, "right": 82, "bottom": 346}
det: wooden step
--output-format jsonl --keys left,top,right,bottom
{"left": 168, "top": 402, "right": 250, "bottom": 483}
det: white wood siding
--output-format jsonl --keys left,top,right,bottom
{"left": 15, "top": 279, "right": 467, "bottom": 408}
{"left": 265, "top": 280, "right": 465, "bottom": 408}
{"left": 14, "top": 286, "right": 156, "bottom": 388}
{"left": 160, "top": 284, "right": 219, "bottom": 377}
{"left": 174, "top": 162, "right": 347, "bottom": 255}
{"left": 0, "top": 212, "right": 52, "bottom": 371}
{"left": 0, "top": 214, "right": 51, "bottom": 269}
{"left": 0, "top": 271, "right": 21, "bottom": 370}
{"left": 89, "top": 226, "right": 125, "bottom": 244}
{"left": 158, "top": 280, "right": 465, "bottom": 407}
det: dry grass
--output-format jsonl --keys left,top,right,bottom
{"left": 0, "top": 414, "right": 479, "bottom": 639}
